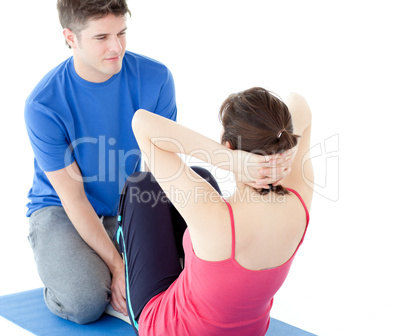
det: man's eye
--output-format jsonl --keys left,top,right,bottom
{"left": 96, "top": 36, "right": 106, "bottom": 40}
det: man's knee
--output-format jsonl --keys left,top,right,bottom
{"left": 44, "top": 286, "right": 109, "bottom": 324}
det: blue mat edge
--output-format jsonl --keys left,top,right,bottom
{"left": 0, "top": 288, "right": 133, "bottom": 336}
{"left": 0, "top": 288, "right": 317, "bottom": 336}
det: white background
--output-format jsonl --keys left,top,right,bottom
{"left": 1, "top": 1, "right": 401, "bottom": 335}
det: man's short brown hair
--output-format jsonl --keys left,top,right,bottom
{"left": 57, "top": 0, "right": 131, "bottom": 48}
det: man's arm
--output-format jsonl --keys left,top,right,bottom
{"left": 45, "top": 161, "right": 127, "bottom": 316}
{"left": 153, "top": 67, "right": 177, "bottom": 121}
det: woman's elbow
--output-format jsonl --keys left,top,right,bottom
{"left": 132, "top": 109, "right": 148, "bottom": 135}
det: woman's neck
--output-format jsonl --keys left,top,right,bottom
{"left": 229, "top": 182, "right": 263, "bottom": 204}
{"left": 229, "top": 181, "right": 285, "bottom": 205}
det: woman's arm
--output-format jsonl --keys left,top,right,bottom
{"left": 131, "top": 109, "right": 290, "bottom": 225}
{"left": 280, "top": 93, "right": 314, "bottom": 208}
{"left": 132, "top": 109, "right": 290, "bottom": 188}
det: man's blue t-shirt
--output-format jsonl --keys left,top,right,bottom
{"left": 25, "top": 51, "right": 177, "bottom": 217}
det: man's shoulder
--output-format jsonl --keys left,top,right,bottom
{"left": 124, "top": 51, "right": 166, "bottom": 66}
{"left": 26, "top": 57, "right": 73, "bottom": 105}
{"left": 123, "top": 51, "right": 170, "bottom": 74}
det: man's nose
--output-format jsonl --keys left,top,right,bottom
{"left": 109, "top": 35, "right": 122, "bottom": 54}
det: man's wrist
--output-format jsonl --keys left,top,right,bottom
{"left": 109, "top": 255, "right": 125, "bottom": 275}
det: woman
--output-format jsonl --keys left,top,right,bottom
{"left": 116, "top": 87, "right": 313, "bottom": 335}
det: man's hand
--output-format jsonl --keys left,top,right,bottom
{"left": 45, "top": 162, "right": 129, "bottom": 316}
{"left": 110, "top": 263, "right": 128, "bottom": 316}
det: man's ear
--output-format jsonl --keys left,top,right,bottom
{"left": 63, "top": 28, "right": 78, "bottom": 49}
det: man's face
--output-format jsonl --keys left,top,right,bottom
{"left": 71, "top": 14, "right": 127, "bottom": 83}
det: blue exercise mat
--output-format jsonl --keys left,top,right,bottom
{"left": 0, "top": 288, "right": 316, "bottom": 335}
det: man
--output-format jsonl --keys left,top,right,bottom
{"left": 25, "top": 0, "right": 177, "bottom": 324}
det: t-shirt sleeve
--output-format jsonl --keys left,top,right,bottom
{"left": 154, "top": 68, "right": 177, "bottom": 122}
{"left": 25, "top": 101, "right": 75, "bottom": 172}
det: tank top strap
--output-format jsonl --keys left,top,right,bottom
{"left": 222, "top": 199, "right": 236, "bottom": 259}
{"left": 221, "top": 190, "right": 309, "bottom": 260}
{"left": 286, "top": 188, "right": 310, "bottom": 246}
{"left": 286, "top": 188, "right": 310, "bottom": 225}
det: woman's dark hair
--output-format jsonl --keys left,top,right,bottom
{"left": 219, "top": 87, "right": 300, "bottom": 195}
{"left": 57, "top": 0, "right": 131, "bottom": 48}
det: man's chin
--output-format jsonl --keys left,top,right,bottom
{"left": 103, "top": 63, "right": 123, "bottom": 77}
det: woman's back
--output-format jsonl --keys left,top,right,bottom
{"left": 229, "top": 188, "right": 309, "bottom": 271}
{"left": 189, "top": 188, "right": 309, "bottom": 271}
{"left": 139, "top": 189, "right": 309, "bottom": 336}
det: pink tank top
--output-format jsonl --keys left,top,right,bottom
{"left": 138, "top": 188, "right": 310, "bottom": 336}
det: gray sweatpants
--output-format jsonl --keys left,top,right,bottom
{"left": 28, "top": 206, "right": 120, "bottom": 324}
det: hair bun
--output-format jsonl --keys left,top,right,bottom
{"left": 277, "top": 129, "right": 286, "bottom": 139}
